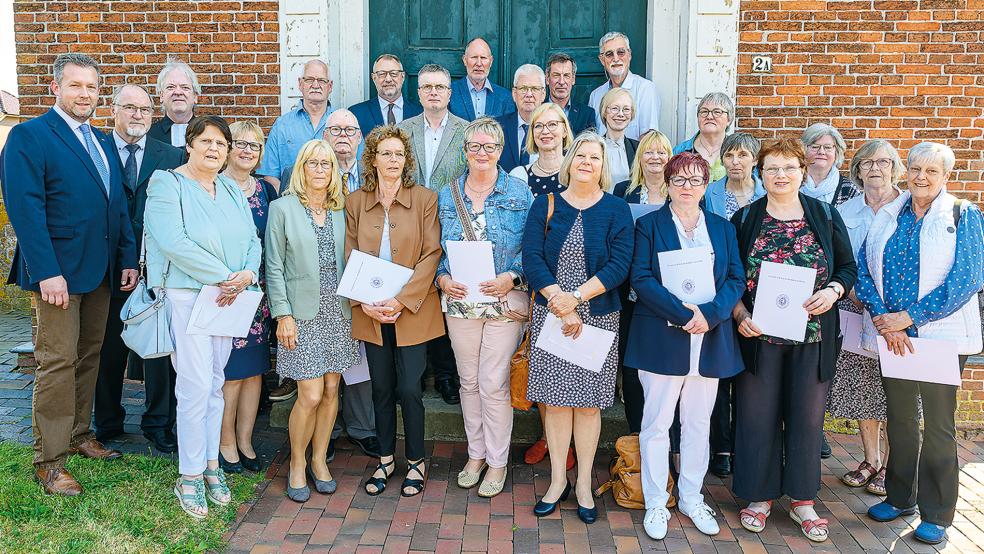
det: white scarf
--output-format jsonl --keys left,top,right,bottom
{"left": 802, "top": 168, "right": 841, "bottom": 204}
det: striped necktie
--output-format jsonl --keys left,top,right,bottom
{"left": 80, "top": 123, "right": 110, "bottom": 194}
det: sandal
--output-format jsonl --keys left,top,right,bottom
{"left": 841, "top": 461, "right": 878, "bottom": 487}
{"left": 789, "top": 500, "right": 829, "bottom": 543}
{"left": 739, "top": 500, "right": 772, "bottom": 533}
{"left": 365, "top": 459, "right": 395, "bottom": 496}
{"left": 203, "top": 467, "right": 231, "bottom": 506}
{"left": 401, "top": 459, "right": 426, "bottom": 498}
{"left": 174, "top": 477, "right": 208, "bottom": 519}
{"left": 866, "top": 467, "right": 887, "bottom": 496}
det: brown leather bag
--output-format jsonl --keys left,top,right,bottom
{"left": 593, "top": 434, "right": 677, "bottom": 510}
{"left": 510, "top": 193, "right": 554, "bottom": 411}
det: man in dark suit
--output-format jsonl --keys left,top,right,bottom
{"left": 495, "top": 65, "right": 546, "bottom": 173}
{"left": 147, "top": 58, "right": 199, "bottom": 148}
{"left": 0, "top": 53, "right": 138, "bottom": 496}
{"left": 545, "top": 53, "right": 597, "bottom": 135}
{"left": 349, "top": 54, "right": 423, "bottom": 134}
{"left": 449, "top": 37, "right": 515, "bottom": 121}
{"left": 94, "top": 84, "right": 184, "bottom": 453}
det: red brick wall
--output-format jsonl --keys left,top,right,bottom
{"left": 12, "top": 1, "right": 282, "bottom": 129}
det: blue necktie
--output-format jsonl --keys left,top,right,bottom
{"left": 80, "top": 123, "right": 110, "bottom": 194}
{"left": 124, "top": 143, "right": 140, "bottom": 190}
{"left": 520, "top": 124, "right": 530, "bottom": 165}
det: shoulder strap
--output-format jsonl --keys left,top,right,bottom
{"left": 546, "top": 192, "right": 555, "bottom": 230}
{"left": 953, "top": 198, "right": 967, "bottom": 227}
{"left": 449, "top": 179, "right": 478, "bottom": 242}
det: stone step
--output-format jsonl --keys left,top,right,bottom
{"left": 270, "top": 390, "right": 631, "bottom": 447}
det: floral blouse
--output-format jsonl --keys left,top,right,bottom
{"left": 745, "top": 215, "right": 829, "bottom": 344}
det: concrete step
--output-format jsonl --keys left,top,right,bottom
{"left": 270, "top": 390, "right": 631, "bottom": 447}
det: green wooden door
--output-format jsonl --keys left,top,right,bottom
{"left": 368, "top": 0, "right": 647, "bottom": 105}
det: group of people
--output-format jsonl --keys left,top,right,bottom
{"left": 2, "top": 29, "right": 981, "bottom": 547}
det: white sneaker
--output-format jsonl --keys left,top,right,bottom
{"left": 643, "top": 506, "right": 671, "bottom": 540}
{"left": 681, "top": 502, "right": 720, "bottom": 536}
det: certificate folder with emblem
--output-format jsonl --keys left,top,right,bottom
{"left": 751, "top": 261, "right": 817, "bottom": 342}
{"left": 336, "top": 249, "right": 414, "bottom": 304}
{"left": 656, "top": 245, "right": 716, "bottom": 305}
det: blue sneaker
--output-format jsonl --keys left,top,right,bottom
{"left": 914, "top": 522, "right": 947, "bottom": 544}
{"left": 867, "top": 501, "right": 917, "bottom": 522}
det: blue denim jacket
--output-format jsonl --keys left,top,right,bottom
{"left": 436, "top": 169, "right": 534, "bottom": 280}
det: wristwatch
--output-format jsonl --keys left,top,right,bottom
{"left": 508, "top": 271, "right": 523, "bottom": 287}
{"left": 826, "top": 282, "right": 844, "bottom": 298}
{"left": 572, "top": 289, "right": 583, "bottom": 304}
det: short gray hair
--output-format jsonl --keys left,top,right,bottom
{"left": 53, "top": 53, "right": 99, "bottom": 84}
{"left": 801, "top": 123, "right": 847, "bottom": 168}
{"left": 513, "top": 64, "right": 545, "bottom": 87}
{"left": 907, "top": 141, "right": 956, "bottom": 173}
{"left": 155, "top": 58, "right": 201, "bottom": 96}
{"left": 463, "top": 117, "right": 504, "bottom": 147}
{"left": 720, "top": 132, "right": 760, "bottom": 160}
{"left": 545, "top": 52, "right": 577, "bottom": 76}
{"left": 599, "top": 31, "right": 630, "bottom": 52}
{"left": 418, "top": 64, "right": 451, "bottom": 85}
{"left": 849, "top": 139, "right": 904, "bottom": 188}
{"left": 698, "top": 92, "right": 735, "bottom": 124}
{"left": 111, "top": 84, "right": 153, "bottom": 107}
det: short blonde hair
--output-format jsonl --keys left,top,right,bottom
{"left": 558, "top": 132, "right": 613, "bottom": 192}
{"left": 525, "top": 103, "right": 573, "bottom": 155}
{"left": 599, "top": 87, "right": 635, "bottom": 128}
{"left": 229, "top": 121, "right": 265, "bottom": 171}
{"left": 463, "top": 117, "right": 505, "bottom": 148}
{"left": 285, "top": 139, "right": 344, "bottom": 212}
{"left": 625, "top": 130, "right": 672, "bottom": 197}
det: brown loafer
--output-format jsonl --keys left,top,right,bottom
{"left": 35, "top": 467, "right": 83, "bottom": 496}
{"left": 70, "top": 439, "right": 122, "bottom": 461}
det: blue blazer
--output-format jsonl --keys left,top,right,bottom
{"left": 494, "top": 111, "right": 529, "bottom": 173}
{"left": 1, "top": 109, "right": 136, "bottom": 293}
{"left": 449, "top": 77, "right": 515, "bottom": 121}
{"left": 624, "top": 205, "right": 745, "bottom": 378}
{"left": 565, "top": 102, "right": 597, "bottom": 135}
{"left": 349, "top": 97, "right": 423, "bottom": 135}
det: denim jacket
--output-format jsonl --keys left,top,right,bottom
{"left": 436, "top": 169, "right": 534, "bottom": 281}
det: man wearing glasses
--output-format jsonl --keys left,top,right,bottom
{"left": 449, "top": 38, "right": 516, "bottom": 121}
{"left": 257, "top": 59, "right": 334, "bottom": 189}
{"left": 588, "top": 32, "right": 661, "bottom": 140}
{"left": 279, "top": 109, "right": 365, "bottom": 194}
{"left": 350, "top": 54, "right": 423, "bottom": 134}
{"left": 148, "top": 58, "right": 201, "bottom": 148}
{"left": 496, "top": 64, "right": 547, "bottom": 172}
{"left": 95, "top": 84, "right": 185, "bottom": 454}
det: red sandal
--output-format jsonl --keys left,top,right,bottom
{"left": 739, "top": 500, "right": 772, "bottom": 533}
{"left": 789, "top": 500, "right": 829, "bottom": 542}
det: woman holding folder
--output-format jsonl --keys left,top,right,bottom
{"left": 728, "top": 138, "right": 856, "bottom": 542}
{"left": 624, "top": 152, "right": 745, "bottom": 540}
{"left": 265, "top": 139, "right": 359, "bottom": 502}
{"left": 436, "top": 118, "right": 533, "bottom": 497}
{"left": 522, "top": 132, "right": 634, "bottom": 524}
{"left": 345, "top": 125, "right": 443, "bottom": 498}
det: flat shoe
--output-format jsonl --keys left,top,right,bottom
{"left": 477, "top": 467, "right": 507, "bottom": 498}
{"left": 307, "top": 467, "right": 337, "bottom": 494}
{"left": 457, "top": 462, "right": 487, "bottom": 489}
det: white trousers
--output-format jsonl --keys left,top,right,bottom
{"left": 638, "top": 370, "right": 718, "bottom": 511}
{"left": 167, "top": 288, "right": 233, "bottom": 475}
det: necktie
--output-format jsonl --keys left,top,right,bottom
{"left": 520, "top": 124, "right": 530, "bottom": 163}
{"left": 80, "top": 123, "right": 110, "bottom": 194}
{"left": 386, "top": 103, "right": 396, "bottom": 125}
{"left": 342, "top": 172, "right": 350, "bottom": 193}
{"left": 123, "top": 143, "right": 140, "bottom": 190}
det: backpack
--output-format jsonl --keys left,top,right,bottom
{"left": 953, "top": 199, "right": 984, "bottom": 349}
{"left": 592, "top": 434, "right": 676, "bottom": 510}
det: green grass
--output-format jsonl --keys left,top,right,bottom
{"left": 0, "top": 441, "right": 265, "bottom": 553}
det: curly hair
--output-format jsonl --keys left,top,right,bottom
{"left": 360, "top": 125, "right": 417, "bottom": 192}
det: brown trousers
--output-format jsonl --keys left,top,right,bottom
{"left": 32, "top": 281, "right": 111, "bottom": 469}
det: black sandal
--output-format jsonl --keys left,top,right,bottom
{"left": 365, "top": 459, "right": 395, "bottom": 496}
{"left": 401, "top": 459, "right": 426, "bottom": 498}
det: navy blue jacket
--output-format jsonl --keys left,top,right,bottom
{"left": 563, "top": 101, "right": 597, "bottom": 135}
{"left": 1, "top": 109, "right": 137, "bottom": 293}
{"left": 495, "top": 111, "right": 529, "bottom": 173}
{"left": 349, "top": 97, "right": 423, "bottom": 135}
{"left": 624, "top": 205, "right": 745, "bottom": 377}
{"left": 449, "top": 77, "right": 515, "bottom": 121}
{"left": 522, "top": 192, "right": 634, "bottom": 315}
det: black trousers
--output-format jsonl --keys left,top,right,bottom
{"left": 618, "top": 301, "right": 643, "bottom": 434}
{"left": 426, "top": 333, "right": 458, "bottom": 384}
{"left": 365, "top": 324, "right": 428, "bottom": 461}
{"left": 882, "top": 355, "right": 967, "bottom": 527}
{"left": 733, "top": 342, "right": 829, "bottom": 502}
{"left": 95, "top": 295, "right": 177, "bottom": 434}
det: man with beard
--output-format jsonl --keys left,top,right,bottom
{"left": 349, "top": 54, "right": 423, "bottom": 134}
{"left": 94, "top": 84, "right": 184, "bottom": 453}
{"left": 588, "top": 32, "right": 661, "bottom": 140}
{"left": 0, "top": 53, "right": 138, "bottom": 495}
{"left": 148, "top": 58, "right": 200, "bottom": 148}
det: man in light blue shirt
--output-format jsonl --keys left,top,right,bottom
{"left": 257, "top": 59, "right": 334, "bottom": 189}
{"left": 588, "top": 32, "right": 661, "bottom": 140}
{"left": 448, "top": 38, "right": 515, "bottom": 121}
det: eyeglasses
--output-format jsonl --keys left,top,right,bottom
{"left": 532, "top": 121, "right": 562, "bottom": 133}
{"left": 197, "top": 138, "right": 228, "bottom": 150}
{"left": 762, "top": 165, "right": 802, "bottom": 176}
{"left": 602, "top": 48, "right": 629, "bottom": 60}
{"left": 418, "top": 84, "right": 450, "bottom": 93}
{"left": 115, "top": 104, "right": 153, "bottom": 116}
{"left": 859, "top": 158, "right": 893, "bottom": 170}
{"left": 668, "top": 176, "right": 706, "bottom": 188}
{"left": 807, "top": 144, "right": 836, "bottom": 153}
{"left": 606, "top": 106, "right": 632, "bottom": 115}
{"left": 377, "top": 150, "right": 406, "bottom": 159}
{"left": 327, "top": 126, "right": 360, "bottom": 137}
{"left": 465, "top": 142, "right": 501, "bottom": 154}
{"left": 232, "top": 139, "right": 262, "bottom": 152}
{"left": 373, "top": 70, "right": 404, "bottom": 79}
{"left": 305, "top": 160, "right": 332, "bottom": 171}
{"left": 301, "top": 77, "right": 330, "bottom": 86}
{"left": 513, "top": 85, "right": 545, "bottom": 95}
{"left": 697, "top": 108, "right": 728, "bottom": 119}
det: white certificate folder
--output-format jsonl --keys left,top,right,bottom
{"left": 445, "top": 240, "right": 498, "bottom": 303}
{"left": 751, "top": 261, "right": 817, "bottom": 342}
{"left": 187, "top": 285, "right": 264, "bottom": 338}
{"left": 336, "top": 250, "right": 414, "bottom": 304}
{"left": 877, "top": 337, "right": 961, "bottom": 387}
{"left": 657, "top": 245, "right": 716, "bottom": 304}
{"left": 534, "top": 313, "right": 616, "bottom": 374}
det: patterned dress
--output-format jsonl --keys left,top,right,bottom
{"left": 523, "top": 167, "right": 563, "bottom": 198}
{"left": 527, "top": 213, "right": 620, "bottom": 408}
{"left": 276, "top": 210, "right": 360, "bottom": 380}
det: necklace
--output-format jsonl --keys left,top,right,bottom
{"left": 534, "top": 157, "right": 561, "bottom": 175}
{"left": 694, "top": 135, "right": 719, "bottom": 161}
{"left": 465, "top": 179, "right": 495, "bottom": 195}
{"left": 672, "top": 207, "right": 701, "bottom": 233}
{"left": 306, "top": 203, "right": 326, "bottom": 216}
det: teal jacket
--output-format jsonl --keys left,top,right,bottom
{"left": 264, "top": 194, "right": 350, "bottom": 320}
{"left": 144, "top": 170, "right": 261, "bottom": 290}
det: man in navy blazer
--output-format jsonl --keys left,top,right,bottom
{"left": 495, "top": 64, "right": 547, "bottom": 173}
{"left": 0, "top": 54, "right": 137, "bottom": 496}
{"left": 545, "top": 53, "right": 597, "bottom": 135}
{"left": 448, "top": 38, "right": 515, "bottom": 121}
{"left": 349, "top": 54, "right": 423, "bottom": 134}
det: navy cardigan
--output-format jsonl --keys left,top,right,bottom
{"left": 624, "top": 205, "right": 746, "bottom": 378}
{"left": 522, "top": 192, "right": 634, "bottom": 315}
